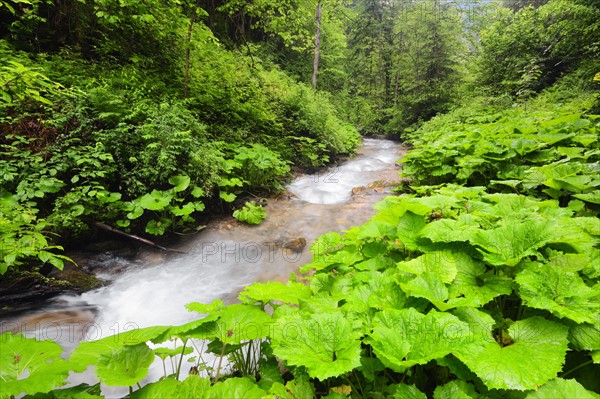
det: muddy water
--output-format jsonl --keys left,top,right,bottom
{"left": 2, "top": 138, "right": 405, "bottom": 395}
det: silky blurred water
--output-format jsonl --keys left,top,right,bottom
{"left": 2, "top": 138, "right": 405, "bottom": 397}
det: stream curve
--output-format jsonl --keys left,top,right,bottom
{"left": 1, "top": 138, "right": 405, "bottom": 395}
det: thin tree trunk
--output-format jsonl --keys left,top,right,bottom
{"left": 312, "top": 3, "right": 322, "bottom": 90}
{"left": 184, "top": 11, "right": 197, "bottom": 98}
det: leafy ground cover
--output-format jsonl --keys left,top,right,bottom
{"left": 2, "top": 87, "right": 599, "bottom": 398}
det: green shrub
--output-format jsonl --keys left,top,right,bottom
{"left": 232, "top": 201, "right": 267, "bottom": 225}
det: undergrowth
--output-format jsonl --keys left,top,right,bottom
{"left": 2, "top": 82, "right": 599, "bottom": 398}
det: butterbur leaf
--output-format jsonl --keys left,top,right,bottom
{"left": 153, "top": 346, "right": 193, "bottom": 360}
{"left": 233, "top": 201, "right": 266, "bottom": 225}
{"left": 271, "top": 311, "right": 361, "bottom": 380}
{"left": 358, "top": 356, "right": 386, "bottom": 382}
{"left": 0, "top": 333, "right": 70, "bottom": 397}
{"left": 356, "top": 220, "right": 396, "bottom": 239}
{"left": 516, "top": 263, "right": 600, "bottom": 324}
{"left": 568, "top": 319, "right": 600, "bottom": 351}
{"left": 168, "top": 175, "right": 191, "bottom": 192}
{"left": 96, "top": 343, "right": 154, "bottom": 386}
{"left": 574, "top": 190, "right": 600, "bottom": 204}
{"left": 118, "top": 374, "right": 207, "bottom": 397}
{"left": 366, "top": 308, "right": 473, "bottom": 371}
{"left": 211, "top": 304, "right": 271, "bottom": 344}
{"left": 445, "top": 260, "right": 513, "bottom": 310}
{"left": 311, "top": 232, "right": 343, "bottom": 255}
{"left": 129, "top": 378, "right": 181, "bottom": 399}
{"left": 525, "top": 378, "right": 599, "bottom": 399}
{"left": 399, "top": 272, "right": 449, "bottom": 306}
{"left": 433, "top": 380, "right": 478, "bottom": 399}
{"left": 190, "top": 186, "right": 205, "bottom": 198}
{"left": 219, "top": 191, "right": 236, "bottom": 202}
{"left": 23, "top": 383, "right": 103, "bottom": 399}
{"left": 390, "top": 384, "right": 427, "bottom": 399}
{"left": 137, "top": 190, "right": 172, "bottom": 211}
{"left": 69, "top": 326, "right": 171, "bottom": 371}
{"left": 209, "top": 377, "right": 266, "bottom": 398}
{"left": 239, "top": 280, "right": 312, "bottom": 305}
{"left": 281, "top": 374, "right": 314, "bottom": 399}
{"left": 455, "top": 317, "right": 569, "bottom": 391}
{"left": 397, "top": 251, "right": 460, "bottom": 284}
{"left": 420, "top": 215, "right": 481, "bottom": 243}
{"left": 395, "top": 211, "right": 427, "bottom": 250}
{"left": 470, "top": 219, "right": 560, "bottom": 266}
{"left": 305, "top": 249, "right": 363, "bottom": 273}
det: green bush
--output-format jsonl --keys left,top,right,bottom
{"left": 232, "top": 201, "right": 267, "bottom": 225}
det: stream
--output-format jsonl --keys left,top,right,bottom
{"left": 1, "top": 138, "right": 405, "bottom": 396}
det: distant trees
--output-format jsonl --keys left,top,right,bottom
{"left": 477, "top": 0, "right": 600, "bottom": 96}
{"left": 344, "top": 0, "right": 466, "bottom": 133}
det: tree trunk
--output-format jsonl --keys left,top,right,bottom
{"left": 184, "top": 11, "right": 197, "bottom": 98}
{"left": 312, "top": 3, "right": 322, "bottom": 90}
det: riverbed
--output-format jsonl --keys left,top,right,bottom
{"left": 1, "top": 138, "right": 405, "bottom": 396}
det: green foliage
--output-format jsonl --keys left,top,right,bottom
{"left": 0, "top": 190, "right": 72, "bottom": 275}
{"left": 477, "top": 0, "right": 600, "bottom": 96}
{"left": 402, "top": 93, "right": 600, "bottom": 204}
{"left": 5, "top": 184, "right": 599, "bottom": 397}
{"left": 4, "top": 0, "right": 600, "bottom": 397}
{"left": 232, "top": 201, "right": 267, "bottom": 225}
{"left": 0, "top": 333, "right": 70, "bottom": 398}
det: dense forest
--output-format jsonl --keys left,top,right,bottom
{"left": 1, "top": 0, "right": 600, "bottom": 397}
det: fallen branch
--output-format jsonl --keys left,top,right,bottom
{"left": 94, "top": 222, "right": 187, "bottom": 254}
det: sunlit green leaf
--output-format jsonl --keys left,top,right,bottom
{"left": 455, "top": 317, "right": 569, "bottom": 390}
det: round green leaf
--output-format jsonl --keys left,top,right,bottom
{"left": 455, "top": 317, "right": 569, "bottom": 391}
{"left": 96, "top": 343, "right": 154, "bottom": 386}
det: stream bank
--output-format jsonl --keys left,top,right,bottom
{"left": 1, "top": 139, "right": 406, "bottom": 373}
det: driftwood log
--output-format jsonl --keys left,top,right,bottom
{"left": 94, "top": 222, "right": 187, "bottom": 254}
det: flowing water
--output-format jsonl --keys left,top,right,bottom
{"left": 1, "top": 138, "right": 405, "bottom": 396}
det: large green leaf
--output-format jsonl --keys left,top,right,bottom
{"left": 69, "top": 326, "right": 171, "bottom": 371}
{"left": 311, "top": 232, "right": 343, "bottom": 255}
{"left": 136, "top": 190, "right": 173, "bottom": 211}
{"left": 469, "top": 219, "right": 561, "bottom": 266}
{"left": 238, "top": 281, "right": 312, "bottom": 305}
{"left": 455, "top": 317, "right": 569, "bottom": 391}
{"left": 210, "top": 304, "right": 272, "bottom": 344}
{"left": 0, "top": 333, "right": 70, "bottom": 397}
{"left": 525, "top": 378, "right": 599, "bottom": 399}
{"left": 96, "top": 343, "right": 155, "bottom": 386}
{"left": 399, "top": 272, "right": 449, "bottom": 306}
{"left": 568, "top": 319, "right": 600, "bottom": 351}
{"left": 395, "top": 211, "right": 427, "bottom": 250}
{"left": 168, "top": 175, "right": 191, "bottom": 192}
{"left": 444, "top": 255, "right": 513, "bottom": 310}
{"left": 390, "top": 384, "right": 427, "bottom": 399}
{"left": 397, "top": 251, "right": 460, "bottom": 284}
{"left": 130, "top": 375, "right": 211, "bottom": 398}
{"left": 433, "top": 380, "right": 478, "bottom": 399}
{"left": 420, "top": 215, "right": 481, "bottom": 243}
{"left": 271, "top": 311, "right": 361, "bottom": 380}
{"left": 366, "top": 308, "right": 473, "bottom": 371}
{"left": 574, "top": 190, "right": 600, "bottom": 204}
{"left": 209, "top": 377, "right": 265, "bottom": 398}
{"left": 356, "top": 220, "right": 396, "bottom": 240}
{"left": 23, "top": 383, "right": 102, "bottom": 399}
{"left": 516, "top": 263, "right": 600, "bottom": 324}
{"left": 129, "top": 378, "right": 180, "bottom": 399}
